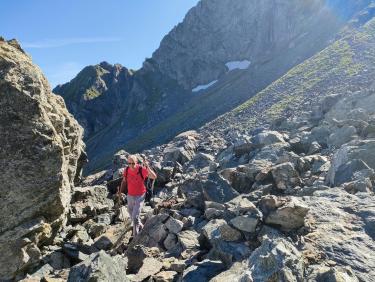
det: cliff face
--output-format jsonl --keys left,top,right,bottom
{"left": 0, "top": 38, "right": 85, "bottom": 280}
{"left": 55, "top": 0, "right": 373, "bottom": 173}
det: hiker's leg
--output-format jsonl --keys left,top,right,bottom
{"left": 132, "top": 195, "right": 145, "bottom": 235}
{"left": 127, "top": 195, "right": 135, "bottom": 228}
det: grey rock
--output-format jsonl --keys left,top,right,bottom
{"left": 265, "top": 197, "right": 309, "bottom": 231}
{"left": 63, "top": 243, "right": 89, "bottom": 263}
{"left": 164, "top": 233, "right": 178, "bottom": 250}
{"left": 225, "top": 195, "right": 259, "bottom": 216}
{"left": 252, "top": 143, "right": 290, "bottom": 164}
{"left": 304, "top": 188, "right": 375, "bottom": 281}
{"left": 230, "top": 215, "right": 259, "bottom": 233}
{"left": 316, "top": 266, "right": 359, "bottom": 282}
{"left": 220, "top": 166, "right": 255, "bottom": 193}
{"left": 234, "top": 142, "right": 254, "bottom": 157}
{"left": 247, "top": 238, "right": 304, "bottom": 281}
{"left": 153, "top": 271, "right": 179, "bottom": 282}
{"left": 179, "top": 179, "right": 205, "bottom": 209}
{"left": 209, "top": 262, "right": 252, "bottom": 282}
{"left": 70, "top": 186, "right": 114, "bottom": 224}
{"left": 133, "top": 257, "right": 163, "bottom": 282}
{"left": 186, "top": 152, "right": 216, "bottom": 171}
{"left": 165, "top": 217, "right": 184, "bottom": 234}
{"left": 251, "top": 130, "right": 285, "bottom": 147}
{"left": 128, "top": 213, "right": 169, "bottom": 249}
{"left": 308, "top": 141, "right": 322, "bottom": 155}
{"left": 328, "top": 125, "right": 358, "bottom": 148}
{"left": 44, "top": 251, "right": 71, "bottom": 270}
{"left": 208, "top": 241, "right": 251, "bottom": 267}
{"left": 203, "top": 172, "right": 240, "bottom": 204}
{"left": 203, "top": 219, "right": 242, "bottom": 242}
{"left": 289, "top": 136, "right": 311, "bottom": 154}
{"left": 205, "top": 208, "right": 225, "bottom": 220}
{"left": 0, "top": 40, "right": 85, "bottom": 280}
{"left": 28, "top": 263, "right": 54, "bottom": 279}
{"left": 183, "top": 260, "right": 225, "bottom": 282}
{"left": 126, "top": 245, "right": 157, "bottom": 274}
{"left": 68, "top": 250, "right": 128, "bottom": 282}
{"left": 343, "top": 178, "right": 373, "bottom": 194}
{"left": 170, "top": 260, "right": 186, "bottom": 273}
{"left": 258, "top": 195, "right": 285, "bottom": 215}
{"left": 179, "top": 173, "right": 239, "bottom": 209}
{"left": 335, "top": 159, "right": 373, "bottom": 186}
{"left": 163, "top": 131, "right": 199, "bottom": 165}
{"left": 178, "top": 230, "right": 200, "bottom": 250}
{"left": 93, "top": 224, "right": 130, "bottom": 251}
{"left": 205, "top": 201, "right": 226, "bottom": 210}
{"left": 310, "top": 126, "right": 331, "bottom": 147}
{"left": 113, "top": 150, "right": 129, "bottom": 172}
{"left": 271, "top": 162, "right": 301, "bottom": 190}
{"left": 83, "top": 220, "right": 108, "bottom": 239}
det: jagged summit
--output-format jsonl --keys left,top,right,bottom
{"left": 54, "top": 62, "right": 134, "bottom": 139}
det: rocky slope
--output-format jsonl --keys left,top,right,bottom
{"left": 55, "top": 0, "right": 373, "bottom": 173}
{"left": 0, "top": 38, "right": 85, "bottom": 281}
{"left": 23, "top": 74, "right": 375, "bottom": 281}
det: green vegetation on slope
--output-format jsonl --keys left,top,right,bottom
{"left": 55, "top": 65, "right": 108, "bottom": 102}
{"left": 206, "top": 17, "right": 375, "bottom": 134}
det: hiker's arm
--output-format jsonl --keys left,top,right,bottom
{"left": 119, "top": 177, "right": 126, "bottom": 194}
{"left": 145, "top": 165, "right": 157, "bottom": 180}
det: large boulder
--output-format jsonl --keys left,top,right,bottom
{"left": 162, "top": 130, "right": 199, "bottom": 165}
{"left": 127, "top": 213, "right": 169, "bottom": 249}
{"left": 0, "top": 39, "right": 85, "bottom": 280}
{"left": 183, "top": 260, "right": 225, "bottom": 282}
{"left": 203, "top": 173, "right": 240, "bottom": 204}
{"left": 203, "top": 219, "right": 242, "bottom": 242}
{"left": 247, "top": 238, "right": 304, "bottom": 281}
{"left": 68, "top": 250, "right": 128, "bottom": 282}
{"left": 264, "top": 197, "right": 309, "bottom": 231}
{"left": 179, "top": 173, "right": 239, "bottom": 209}
{"left": 327, "top": 140, "right": 375, "bottom": 186}
{"left": 69, "top": 186, "right": 114, "bottom": 224}
{"left": 327, "top": 125, "right": 358, "bottom": 148}
{"left": 251, "top": 130, "right": 286, "bottom": 147}
{"left": 304, "top": 188, "right": 375, "bottom": 281}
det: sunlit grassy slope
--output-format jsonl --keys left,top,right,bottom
{"left": 203, "top": 17, "right": 375, "bottom": 135}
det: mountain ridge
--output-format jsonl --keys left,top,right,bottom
{"left": 54, "top": 0, "right": 374, "bottom": 173}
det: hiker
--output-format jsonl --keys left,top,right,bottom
{"left": 118, "top": 155, "right": 157, "bottom": 236}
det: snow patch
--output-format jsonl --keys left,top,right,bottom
{"left": 192, "top": 80, "right": 218, "bottom": 92}
{"left": 225, "top": 60, "right": 251, "bottom": 71}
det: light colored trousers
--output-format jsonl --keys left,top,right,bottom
{"left": 127, "top": 194, "right": 145, "bottom": 236}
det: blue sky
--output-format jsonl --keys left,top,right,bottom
{"left": 0, "top": 0, "right": 199, "bottom": 87}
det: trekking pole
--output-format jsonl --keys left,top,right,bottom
{"left": 151, "top": 178, "right": 156, "bottom": 207}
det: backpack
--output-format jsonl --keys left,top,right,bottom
{"left": 124, "top": 166, "right": 155, "bottom": 205}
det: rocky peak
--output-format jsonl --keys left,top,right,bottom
{"left": 150, "top": 0, "right": 372, "bottom": 90}
{"left": 54, "top": 62, "right": 134, "bottom": 139}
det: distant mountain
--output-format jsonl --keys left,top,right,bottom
{"left": 54, "top": 62, "right": 134, "bottom": 139}
{"left": 54, "top": 0, "right": 373, "bottom": 173}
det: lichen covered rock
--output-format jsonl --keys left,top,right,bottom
{"left": 0, "top": 39, "right": 85, "bottom": 280}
